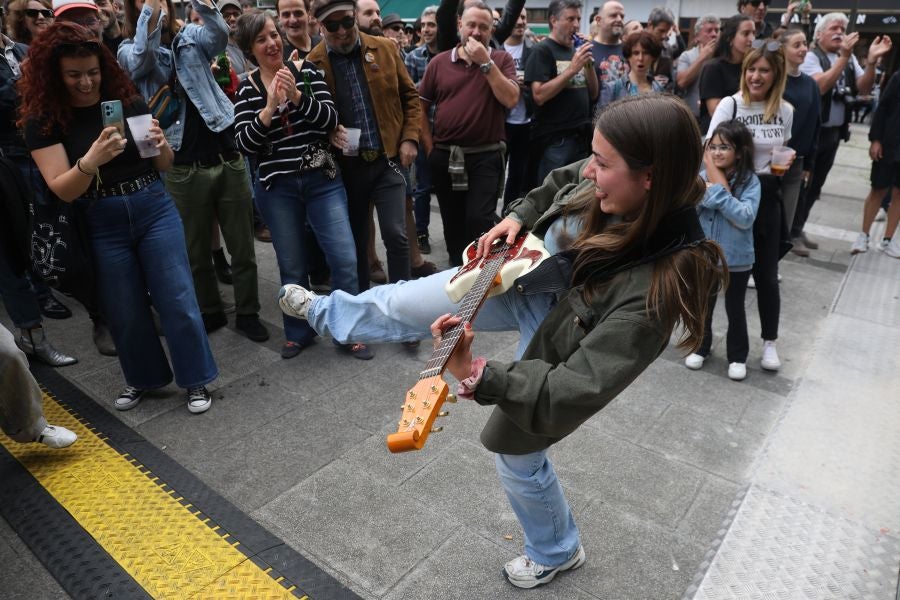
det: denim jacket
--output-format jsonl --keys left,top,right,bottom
{"left": 117, "top": 0, "right": 232, "bottom": 151}
{"left": 697, "top": 168, "right": 761, "bottom": 269}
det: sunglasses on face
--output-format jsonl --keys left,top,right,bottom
{"left": 744, "top": 0, "right": 769, "bottom": 6}
{"left": 25, "top": 8, "right": 55, "bottom": 18}
{"left": 322, "top": 15, "right": 355, "bottom": 32}
{"left": 751, "top": 39, "right": 781, "bottom": 51}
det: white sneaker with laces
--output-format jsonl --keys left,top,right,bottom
{"left": 728, "top": 362, "right": 747, "bottom": 381}
{"left": 875, "top": 207, "right": 887, "bottom": 222}
{"left": 878, "top": 238, "right": 890, "bottom": 251}
{"left": 36, "top": 425, "right": 77, "bottom": 448}
{"left": 761, "top": 340, "right": 781, "bottom": 371}
{"left": 115, "top": 386, "right": 145, "bottom": 411}
{"left": 850, "top": 232, "right": 869, "bottom": 254}
{"left": 503, "top": 545, "right": 586, "bottom": 589}
{"left": 684, "top": 353, "right": 705, "bottom": 370}
{"left": 187, "top": 386, "right": 212, "bottom": 414}
{"left": 886, "top": 238, "right": 900, "bottom": 259}
{"left": 278, "top": 285, "right": 319, "bottom": 320}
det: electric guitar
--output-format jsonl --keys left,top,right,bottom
{"left": 386, "top": 232, "right": 549, "bottom": 453}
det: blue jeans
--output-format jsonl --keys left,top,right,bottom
{"left": 255, "top": 168, "right": 358, "bottom": 345}
{"left": 82, "top": 180, "right": 217, "bottom": 390}
{"left": 537, "top": 136, "right": 588, "bottom": 187}
{"left": 412, "top": 150, "right": 432, "bottom": 236}
{"left": 495, "top": 451, "right": 581, "bottom": 567}
{"left": 0, "top": 249, "right": 41, "bottom": 329}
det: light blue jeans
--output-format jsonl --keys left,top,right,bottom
{"left": 304, "top": 237, "right": 582, "bottom": 566}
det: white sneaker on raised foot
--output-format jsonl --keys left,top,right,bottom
{"left": 761, "top": 341, "right": 781, "bottom": 371}
{"left": 850, "top": 232, "right": 869, "bottom": 255}
{"left": 728, "top": 362, "right": 747, "bottom": 381}
{"left": 503, "top": 545, "right": 586, "bottom": 589}
{"left": 278, "top": 285, "right": 319, "bottom": 320}
{"left": 35, "top": 425, "right": 77, "bottom": 448}
{"left": 684, "top": 353, "right": 705, "bottom": 370}
{"left": 885, "top": 238, "right": 900, "bottom": 259}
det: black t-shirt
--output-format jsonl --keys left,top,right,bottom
{"left": 175, "top": 97, "right": 237, "bottom": 164}
{"left": 283, "top": 34, "right": 322, "bottom": 60}
{"left": 698, "top": 58, "right": 742, "bottom": 132}
{"left": 24, "top": 97, "right": 154, "bottom": 185}
{"left": 525, "top": 38, "right": 592, "bottom": 141}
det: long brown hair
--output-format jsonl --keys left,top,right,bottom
{"left": 740, "top": 42, "right": 788, "bottom": 123}
{"left": 568, "top": 94, "right": 727, "bottom": 352}
{"left": 17, "top": 21, "right": 139, "bottom": 135}
{"left": 122, "top": 0, "right": 180, "bottom": 45}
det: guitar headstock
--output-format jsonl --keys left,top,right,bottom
{"left": 386, "top": 376, "right": 455, "bottom": 453}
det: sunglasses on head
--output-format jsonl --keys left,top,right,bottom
{"left": 55, "top": 40, "right": 102, "bottom": 55}
{"left": 322, "top": 15, "right": 355, "bottom": 32}
{"left": 25, "top": 8, "right": 54, "bottom": 18}
{"left": 744, "top": 0, "right": 769, "bottom": 6}
{"left": 751, "top": 39, "right": 781, "bottom": 51}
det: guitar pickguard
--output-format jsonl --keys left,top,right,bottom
{"left": 445, "top": 233, "right": 550, "bottom": 304}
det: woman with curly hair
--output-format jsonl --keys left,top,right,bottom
{"left": 19, "top": 21, "right": 218, "bottom": 414}
{"left": 5, "top": 0, "right": 54, "bottom": 44}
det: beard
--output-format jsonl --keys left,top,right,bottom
{"left": 360, "top": 24, "right": 382, "bottom": 36}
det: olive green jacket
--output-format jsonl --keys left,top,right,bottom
{"left": 477, "top": 158, "right": 670, "bottom": 455}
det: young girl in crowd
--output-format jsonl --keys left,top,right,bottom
{"left": 605, "top": 31, "right": 665, "bottom": 102}
{"left": 282, "top": 95, "right": 727, "bottom": 588}
{"left": 232, "top": 10, "right": 362, "bottom": 360}
{"left": 778, "top": 27, "right": 821, "bottom": 256}
{"left": 19, "top": 22, "right": 218, "bottom": 413}
{"left": 698, "top": 14, "right": 756, "bottom": 132}
{"left": 707, "top": 39, "right": 794, "bottom": 372}
{"left": 685, "top": 121, "right": 760, "bottom": 380}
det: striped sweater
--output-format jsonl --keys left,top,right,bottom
{"left": 233, "top": 61, "right": 338, "bottom": 186}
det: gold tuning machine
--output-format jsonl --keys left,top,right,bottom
{"left": 430, "top": 426, "right": 443, "bottom": 433}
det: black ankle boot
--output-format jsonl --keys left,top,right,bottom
{"left": 213, "top": 248, "right": 233, "bottom": 284}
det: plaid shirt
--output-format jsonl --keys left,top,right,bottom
{"left": 329, "top": 42, "right": 382, "bottom": 151}
{"left": 404, "top": 44, "right": 434, "bottom": 86}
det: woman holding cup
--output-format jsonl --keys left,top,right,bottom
{"left": 706, "top": 39, "right": 793, "bottom": 372}
{"left": 233, "top": 10, "right": 362, "bottom": 360}
{"left": 19, "top": 22, "right": 218, "bottom": 413}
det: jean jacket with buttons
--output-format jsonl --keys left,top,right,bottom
{"left": 697, "top": 168, "right": 761, "bottom": 269}
{"left": 117, "top": 0, "right": 232, "bottom": 151}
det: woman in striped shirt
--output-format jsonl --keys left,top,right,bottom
{"left": 233, "top": 9, "right": 360, "bottom": 360}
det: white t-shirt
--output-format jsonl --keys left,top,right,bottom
{"left": 706, "top": 93, "right": 794, "bottom": 175}
{"left": 504, "top": 40, "right": 530, "bottom": 125}
{"left": 800, "top": 51, "right": 864, "bottom": 127}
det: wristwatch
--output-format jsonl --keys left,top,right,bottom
{"left": 479, "top": 59, "right": 494, "bottom": 74}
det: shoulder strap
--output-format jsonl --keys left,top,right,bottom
{"left": 731, "top": 95, "right": 738, "bottom": 121}
{"left": 812, "top": 47, "right": 830, "bottom": 71}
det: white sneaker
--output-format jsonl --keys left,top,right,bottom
{"left": 728, "top": 362, "right": 747, "bottom": 381}
{"left": 874, "top": 207, "right": 887, "bottom": 222}
{"left": 35, "top": 425, "right": 77, "bottom": 448}
{"left": 278, "top": 284, "right": 318, "bottom": 320}
{"left": 761, "top": 340, "right": 781, "bottom": 371}
{"left": 187, "top": 385, "right": 212, "bottom": 414}
{"left": 886, "top": 238, "right": 900, "bottom": 259}
{"left": 684, "top": 353, "right": 705, "bottom": 370}
{"left": 747, "top": 274, "right": 755, "bottom": 289}
{"left": 850, "top": 232, "right": 869, "bottom": 254}
{"left": 503, "top": 545, "right": 585, "bottom": 589}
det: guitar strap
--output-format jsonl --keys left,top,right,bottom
{"left": 511, "top": 252, "right": 574, "bottom": 296}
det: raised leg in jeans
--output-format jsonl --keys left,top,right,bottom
{"left": 495, "top": 451, "right": 581, "bottom": 567}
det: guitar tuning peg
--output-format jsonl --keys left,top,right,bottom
{"left": 430, "top": 426, "right": 443, "bottom": 433}
{"left": 438, "top": 411, "right": 449, "bottom": 417}
{"left": 446, "top": 394, "right": 457, "bottom": 404}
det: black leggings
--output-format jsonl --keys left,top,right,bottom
{"left": 752, "top": 175, "right": 784, "bottom": 341}
{"left": 699, "top": 270, "right": 752, "bottom": 363}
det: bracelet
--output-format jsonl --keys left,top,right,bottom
{"left": 76, "top": 158, "right": 97, "bottom": 176}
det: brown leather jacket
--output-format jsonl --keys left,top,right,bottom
{"left": 307, "top": 32, "right": 421, "bottom": 158}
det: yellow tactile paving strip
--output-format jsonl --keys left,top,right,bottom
{"left": 0, "top": 390, "right": 302, "bottom": 599}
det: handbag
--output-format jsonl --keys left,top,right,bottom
{"left": 30, "top": 198, "right": 96, "bottom": 308}
{"left": 148, "top": 73, "right": 182, "bottom": 129}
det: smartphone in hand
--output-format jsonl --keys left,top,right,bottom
{"left": 101, "top": 100, "right": 125, "bottom": 138}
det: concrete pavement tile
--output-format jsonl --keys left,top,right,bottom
{"left": 638, "top": 405, "right": 766, "bottom": 482}
{"left": 734, "top": 387, "right": 787, "bottom": 437}
{"left": 383, "top": 528, "right": 598, "bottom": 600}
{"left": 551, "top": 428, "right": 704, "bottom": 529}
{"left": 204, "top": 325, "right": 282, "bottom": 387}
{"left": 190, "top": 403, "right": 371, "bottom": 512}
{"left": 72, "top": 366, "right": 184, "bottom": 427}
{"left": 341, "top": 426, "right": 458, "bottom": 487}
{"left": 0, "top": 517, "right": 69, "bottom": 599}
{"left": 583, "top": 389, "right": 669, "bottom": 442}
{"left": 674, "top": 475, "right": 743, "bottom": 547}
{"left": 135, "top": 370, "right": 306, "bottom": 461}
{"left": 253, "top": 459, "right": 457, "bottom": 597}
{"left": 566, "top": 500, "right": 705, "bottom": 600}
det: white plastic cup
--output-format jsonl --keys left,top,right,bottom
{"left": 126, "top": 114, "right": 160, "bottom": 159}
{"left": 770, "top": 145, "right": 795, "bottom": 176}
{"left": 344, "top": 127, "right": 361, "bottom": 156}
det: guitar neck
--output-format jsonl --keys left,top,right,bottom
{"left": 419, "top": 246, "right": 509, "bottom": 379}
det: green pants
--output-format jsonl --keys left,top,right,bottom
{"left": 164, "top": 157, "right": 260, "bottom": 316}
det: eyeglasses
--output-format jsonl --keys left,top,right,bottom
{"left": 25, "top": 8, "right": 55, "bottom": 18}
{"left": 708, "top": 144, "right": 734, "bottom": 153}
{"left": 751, "top": 39, "right": 781, "bottom": 51}
{"left": 322, "top": 15, "right": 356, "bottom": 32}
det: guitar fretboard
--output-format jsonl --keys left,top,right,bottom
{"left": 419, "top": 244, "right": 511, "bottom": 380}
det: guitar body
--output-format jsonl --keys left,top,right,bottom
{"left": 444, "top": 233, "right": 549, "bottom": 303}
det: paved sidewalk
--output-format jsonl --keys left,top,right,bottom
{"left": 2, "top": 124, "right": 895, "bottom": 599}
